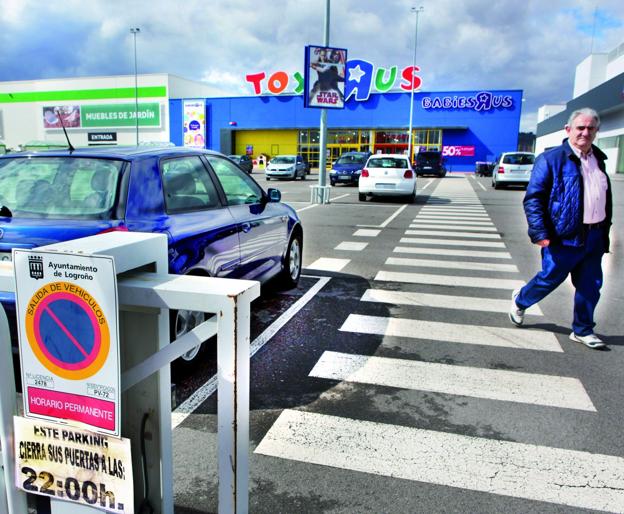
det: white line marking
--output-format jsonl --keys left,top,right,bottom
{"left": 394, "top": 246, "right": 511, "bottom": 259}
{"left": 399, "top": 237, "right": 506, "bottom": 248}
{"left": 385, "top": 256, "right": 518, "bottom": 272}
{"left": 255, "top": 410, "right": 624, "bottom": 512}
{"left": 418, "top": 211, "right": 489, "bottom": 218}
{"left": 307, "top": 257, "right": 351, "bottom": 272}
{"left": 419, "top": 179, "right": 435, "bottom": 190}
{"left": 362, "top": 287, "right": 542, "bottom": 314}
{"left": 172, "top": 276, "right": 331, "bottom": 428}
{"left": 296, "top": 204, "right": 319, "bottom": 213}
{"left": 409, "top": 223, "right": 498, "bottom": 232}
{"left": 339, "top": 314, "right": 562, "bottom": 352}
{"left": 375, "top": 270, "right": 524, "bottom": 290}
{"left": 310, "top": 351, "right": 594, "bottom": 410}
{"left": 417, "top": 214, "right": 490, "bottom": 221}
{"left": 353, "top": 229, "right": 381, "bottom": 237}
{"left": 331, "top": 193, "right": 351, "bottom": 201}
{"left": 335, "top": 242, "right": 368, "bottom": 251}
{"left": 357, "top": 204, "right": 407, "bottom": 228}
{"left": 474, "top": 180, "right": 487, "bottom": 191}
{"left": 413, "top": 218, "right": 494, "bottom": 226}
{"left": 405, "top": 230, "right": 501, "bottom": 239}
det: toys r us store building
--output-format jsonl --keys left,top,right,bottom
{"left": 0, "top": 63, "right": 523, "bottom": 172}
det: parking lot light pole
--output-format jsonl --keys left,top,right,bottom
{"left": 130, "top": 27, "right": 140, "bottom": 146}
{"left": 407, "top": 6, "right": 423, "bottom": 163}
{"left": 315, "top": 0, "right": 331, "bottom": 204}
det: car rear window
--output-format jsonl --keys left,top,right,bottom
{"left": 367, "top": 157, "right": 409, "bottom": 168}
{"left": 416, "top": 152, "right": 442, "bottom": 164}
{"left": 0, "top": 156, "right": 123, "bottom": 219}
{"left": 502, "top": 154, "right": 535, "bottom": 165}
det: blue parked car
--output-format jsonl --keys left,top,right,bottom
{"left": 0, "top": 146, "right": 303, "bottom": 368}
{"left": 329, "top": 151, "right": 372, "bottom": 186}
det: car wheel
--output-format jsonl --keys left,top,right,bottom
{"left": 330, "top": 180, "right": 336, "bottom": 187}
{"left": 170, "top": 308, "right": 206, "bottom": 372}
{"left": 266, "top": 177, "right": 270, "bottom": 181}
{"left": 300, "top": 172, "right": 305, "bottom": 180}
{"left": 277, "top": 232, "right": 302, "bottom": 289}
{"left": 494, "top": 180, "right": 502, "bottom": 190}
{"left": 407, "top": 190, "right": 416, "bottom": 203}
{"left": 359, "top": 192, "right": 366, "bottom": 201}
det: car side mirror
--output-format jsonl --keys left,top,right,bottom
{"left": 267, "top": 188, "right": 281, "bottom": 202}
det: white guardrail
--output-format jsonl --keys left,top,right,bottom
{"left": 0, "top": 232, "right": 259, "bottom": 514}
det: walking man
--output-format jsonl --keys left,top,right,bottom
{"left": 509, "top": 107, "right": 612, "bottom": 349}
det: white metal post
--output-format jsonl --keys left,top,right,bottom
{"left": 130, "top": 27, "right": 140, "bottom": 146}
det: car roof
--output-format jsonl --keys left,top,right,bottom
{"left": 501, "top": 151, "right": 535, "bottom": 155}
{"left": 0, "top": 145, "right": 224, "bottom": 162}
{"left": 368, "top": 154, "right": 410, "bottom": 159}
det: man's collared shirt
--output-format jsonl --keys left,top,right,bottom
{"left": 571, "top": 146, "right": 607, "bottom": 224}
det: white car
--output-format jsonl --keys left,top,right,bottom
{"left": 265, "top": 155, "right": 307, "bottom": 180}
{"left": 358, "top": 154, "right": 416, "bottom": 202}
{"left": 491, "top": 152, "right": 535, "bottom": 189}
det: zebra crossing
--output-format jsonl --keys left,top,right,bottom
{"left": 255, "top": 178, "right": 624, "bottom": 511}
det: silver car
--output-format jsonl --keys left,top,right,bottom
{"left": 491, "top": 152, "right": 535, "bottom": 189}
{"left": 265, "top": 155, "right": 307, "bottom": 180}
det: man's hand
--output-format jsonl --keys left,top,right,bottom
{"left": 537, "top": 239, "right": 550, "bottom": 247}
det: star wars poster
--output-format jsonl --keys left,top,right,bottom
{"left": 304, "top": 45, "right": 347, "bottom": 109}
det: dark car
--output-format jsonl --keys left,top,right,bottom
{"left": 475, "top": 161, "right": 494, "bottom": 177}
{"left": 0, "top": 146, "right": 303, "bottom": 367}
{"left": 329, "top": 151, "right": 372, "bottom": 186}
{"left": 414, "top": 151, "right": 446, "bottom": 177}
{"left": 228, "top": 154, "right": 253, "bottom": 173}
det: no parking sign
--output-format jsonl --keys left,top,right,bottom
{"left": 14, "top": 250, "right": 121, "bottom": 436}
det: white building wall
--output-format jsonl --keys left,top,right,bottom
{"left": 0, "top": 73, "right": 223, "bottom": 150}
{"left": 537, "top": 104, "right": 565, "bottom": 123}
{"left": 573, "top": 54, "right": 608, "bottom": 98}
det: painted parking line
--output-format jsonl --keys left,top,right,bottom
{"left": 335, "top": 242, "right": 368, "bottom": 251}
{"left": 255, "top": 410, "right": 624, "bottom": 512}
{"left": 375, "top": 270, "right": 524, "bottom": 290}
{"left": 357, "top": 204, "right": 408, "bottom": 228}
{"left": 172, "top": 275, "right": 331, "bottom": 429}
{"left": 310, "top": 351, "right": 594, "bottom": 410}
{"left": 307, "top": 258, "right": 351, "bottom": 272}
{"left": 339, "top": 314, "right": 562, "bottom": 352}
{"left": 353, "top": 229, "right": 381, "bottom": 237}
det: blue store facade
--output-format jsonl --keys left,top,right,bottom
{"left": 169, "top": 89, "right": 523, "bottom": 172}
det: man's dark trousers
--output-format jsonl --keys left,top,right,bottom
{"left": 515, "top": 227, "right": 605, "bottom": 336}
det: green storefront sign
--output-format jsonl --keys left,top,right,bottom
{"left": 81, "top": 103, "right": 161, "bottom": 128}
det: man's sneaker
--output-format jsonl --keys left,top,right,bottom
{"left": 509, "top": 288, "right": 525, "bottom": 326}
{"left": 569, "top": 332, "right": 606, "bottom": 349}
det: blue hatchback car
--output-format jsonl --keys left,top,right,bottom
{"left": 0, "top": 146, "right": 303, "bottom": 367}
{"left": 329, "top": 151, "right": 372, "bottom": 186}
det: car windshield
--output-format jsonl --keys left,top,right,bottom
{"left": 503, "top": 154, "right": 535, "bottom": 165}
{"left": 272, "top": 156, "right": 295, "bottom": 164}
{"left": 336, "top": 154, "right": 367, "bottom": 165}
{"left": 228, "top": 155, "right": 241, "bottom": 160}
{"left": 0, "top": 156, "right": 123, "bottom": 219}
{"left": 368, "top": 157, "right": 409, "bottom": 168}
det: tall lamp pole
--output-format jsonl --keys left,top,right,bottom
{"left": 407, "top": 6, "right": 423, "bottom": 163}
{"left": 130, "top": 27, "right": 141, "bottom": 146}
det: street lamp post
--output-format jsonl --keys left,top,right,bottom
{"left": 130, "top": 27, "right": 141, "bottom": 146}
{"left": 407, "top": 6, "right": 423, "bottom": 164}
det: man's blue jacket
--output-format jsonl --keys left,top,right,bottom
{"left": 523, "top": 139, "right": 612, "bottom": 252}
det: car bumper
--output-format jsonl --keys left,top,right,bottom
{"left": 495, "top": 173, "right": 530, "bottom": 184}
{"left": 330, "top": 173, "right": 360, "bottom": 184}
{"left": 266, "top": 171, "right": 295, "bottom": 179}
{"left": 359, "top": 178, "right": 415, "bottom": 196}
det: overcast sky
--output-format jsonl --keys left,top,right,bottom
{"left": 1, "top": 0, "right": 623, "bottom": 132}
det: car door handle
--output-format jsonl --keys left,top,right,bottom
{"left": 241, "top": 223, "right": 252, "bottom": 233}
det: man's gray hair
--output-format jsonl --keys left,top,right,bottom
{"left": 567, "top": 108, "right": 600, "bottom": 128}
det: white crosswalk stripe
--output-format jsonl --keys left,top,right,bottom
{"left": 400, "top": 237, "right": 506, "bottom": 248}
{"left": 310, "top": 351, "right": 594, "bottom": 410}
{"left": 395, "top": 246, "right": 512, "bottom": 258}
{"left": 405, "top": 229, "right": 501, "bottom": 239}
{"left": 255, "top": 410, "right": 624, "bottom": 512}
{"left": 375, "top": 270, "right": 524, "bottom": 289}
{"left": 339, "top": 314, "right": 562, "bottom": 351}
{"left": 409, "top": 223, "right": 499, "bottom": 232}
{"left": 361, "top": 287, "right": 542, "bottom": 314}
